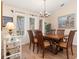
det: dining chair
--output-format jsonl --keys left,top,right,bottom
{"left": 57, "top": 29, "right": 65, "bottom": 35}
{"left": 56, "top": 30, "right": 76, "bottom": 59}
{"left": 27, "top": 30, "right": 38, "bottom": 52}
{"left": 35, "top": 30, "right": 51, "bottom": 58}
{"left": 51, "top": 29, "right": 56, "bottom": 35}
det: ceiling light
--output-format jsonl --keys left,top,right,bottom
{"left": 40, "top": 0, "right": 50, "bottom": 17}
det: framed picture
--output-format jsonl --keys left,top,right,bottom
{"left": 58, "top": 14, "right": 76, "bottom": 29}
{"left": 2, "top": 16, "right": 13, "bottom": 27}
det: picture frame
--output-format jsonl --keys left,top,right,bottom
{"left": 2, "top": 16, "right": 13, "bottom": 27}
{"left": 58, "top": 13, "right": 76, "bottom": 29}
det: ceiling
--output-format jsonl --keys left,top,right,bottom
{"left": 2, "top": 0, "right": 69, "bottom": 15}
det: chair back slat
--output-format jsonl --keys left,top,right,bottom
{"left": 34, "top": 30, "right": 44, "bottom": 48}
{"left": 57, "top": 29, "right": 65, "bottom": 35}
{"left": 67, "top": 30, "right": 76, "bottom": 47}
{"left": 51, "top": 29, "right": 56, "bottom": 35}
{"left": 27, "top": 30, "right": 34, "bottom": 43}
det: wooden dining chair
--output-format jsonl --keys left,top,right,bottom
{"left": 56, "top": 30, "right": 76, "bottom": 59}
{"left": 57, "top": 29, "right": 65, "bottom": 35}
{"left": 27, "top": 30, "right": 38, "bottom": 52}
{"left": 35, "top": 30, "right": 51, "bottom": 58}
{"left": 51, "top": 29, "right": 56, "bottom": 35}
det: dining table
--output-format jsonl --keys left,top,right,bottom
{"left": 44, "top": 34, "right": 64, "bottom": 43}
{"left": 45, "top": 34, "right": 64, "bottom": 39}
{"left": 44, "top": 34, "right": 64, "bottom": 54}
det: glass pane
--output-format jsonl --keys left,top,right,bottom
{"left": 39, "top": 20, "right": 42, "bottom": 31}
{"left": 29, "top": 18, "right": 35, "bottom": 31}
{"left": 17, "top": 16, "right": 25, "bottom": 35}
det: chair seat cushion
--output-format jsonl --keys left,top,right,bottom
{"left": 44, "top": 41, "right": 50, "bottom": 47}
{"left": 34, "top": 38, "right": 38, "bottom": 43}
{"left": 59, "top": 42, "right": 67, "bottom": 48}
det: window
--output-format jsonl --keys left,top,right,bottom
{"left": 29, "top": 17, "right": 35, "bottom": 31}
{"left": 16, "top": 16, "right": 25, "bottom": 35}
{"left": 39, "top": 19, "right": 42, "bottom": 31}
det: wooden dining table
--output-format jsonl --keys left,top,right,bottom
{"left": 45, "top": 34, "right": 64, "bottom": 40}
{"left": 44, "top": 34, "right": 64, "bottom": 54}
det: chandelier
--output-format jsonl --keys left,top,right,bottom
{"left": 40, "top": 0, "right": 49, "bottom": 17}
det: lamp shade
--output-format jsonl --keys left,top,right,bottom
{"left": 6, "top": 22, "right": 15, "bottom": 30}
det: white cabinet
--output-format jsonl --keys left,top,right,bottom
{"left": 3, "top": 36, "right": 22, "bottom": 59}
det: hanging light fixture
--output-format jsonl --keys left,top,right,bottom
{"left": 40, "top": 0, "right": 50, "bottom": 17}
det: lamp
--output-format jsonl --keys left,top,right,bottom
{"left": 6, "top": 22, "right": 15, "bottom": 35}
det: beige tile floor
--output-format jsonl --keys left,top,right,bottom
{"left": 22, "top": 44, "right": 77, "bottom": 59}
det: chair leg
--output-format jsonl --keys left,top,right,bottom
{"left": 33, "top": 44, "right": 35, "bottom": 52}
{"left": 37, "top": 44, "right": 39, "bottom": 54}
{"left": 54, "top": 45, "right": 58, "bottom": 54}
{"left": 42, "top": 48, "right": 45, "bottom": 58}
{"left": 29, "top": 42, "right": 31, "bottom": 49}
{"left": 66, "top": 48, "right": 69, "bottom": 59}
{"left": 71, "top": 46, "right": 73, "bottom": 55}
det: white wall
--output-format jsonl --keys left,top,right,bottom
{"left": 46, "top": 0, "right": 77, "bottom": 45}
{"left": 2, "top": 3, "right": 45, "bottom": 45}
